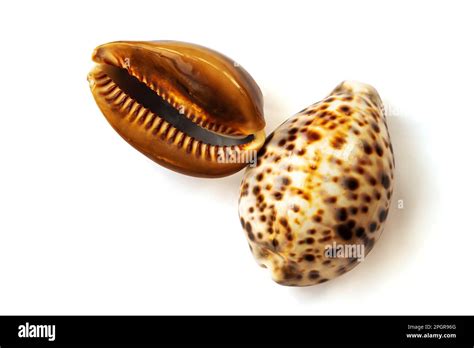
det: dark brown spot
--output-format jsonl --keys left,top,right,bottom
{"left": 273, "top": 192, "right": 283, "bottom": 200}
{"left": 362, "top": 140, "right": 373, "bottom": 155}
{"left": 336, "top": 208, "right": 348, "bottom": 221}
{"left": 371, "top": 122, "right": 380, "bottom": 133}
{"left": 245, "top": 222, "right": 255, "bottom": 241}
{"left": 343, "top": 177, "right": 359, "bottom": 191}
{"left": 338, "top": 105, "right": 352, "bottom": 115}
{"left": 336, "top": 224, "right": 352, "bottom": 240}
{"left": 379, "top": 209, "right": 388, "bottom": 223}
{"left": 308, "top": 270, "right": 320, "bottom": 279}
{"left": 347, "top": 220, "right": 356, "bottom": 229}
{"left": 306, "top": 237, "right": 315, "bottom": 244}
{"left": 331, "top": 135, "right": 346, "bottom": 149}
{"left": 307, "top": 129, "right": 322, "bottom": 142}
{"left": 355, "top": 227, "right": 365, "bottom": 237}
{"left": 374, "top": 143, "right": 384, "bottom": 156}
{"left": 369, "top": 222, "right": 377, "bottom": 232}
{"left": 304, "top": 254, "right": 315, "bottom": 262}
{"left": 289, "top": 127, "right": 298, "bottom": 135}
{"left": 279, "top": 217, "right": 288, "bottom": 227}
{"left": 381, "top": 173, "right": 391, "bottom": 189}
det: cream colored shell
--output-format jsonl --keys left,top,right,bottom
{"left": 238, "top": 81, "right": 395, "bottom": 286}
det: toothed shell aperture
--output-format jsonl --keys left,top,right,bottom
{"left": 238, "top": 81, "right": 395, "bottom": 286}
{"left": 88, "top": 40, "right": 266, "bottom": 178}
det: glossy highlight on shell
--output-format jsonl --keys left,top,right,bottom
{"left": 88, "top": 40, "right": 266, "bottom": 177}
{"left": 238, "top": 81, "right": 395, "bottom": 286}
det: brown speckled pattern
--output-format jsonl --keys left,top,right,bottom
{"left": 238, "top": 81, "right": 395, "bottom": 286}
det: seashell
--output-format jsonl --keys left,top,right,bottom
{"left": 88, "top": 41, "right": 265, "bottom": 177}
{"left": 238, "top": 81, "right": 395, "bottom": 286}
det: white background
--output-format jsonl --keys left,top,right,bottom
{"left": 1, "top": 0, "right": 473, "bottom": 315}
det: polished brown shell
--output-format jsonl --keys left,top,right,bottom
{"left": 88, "top": 40, "right": 265, "bottom": 177}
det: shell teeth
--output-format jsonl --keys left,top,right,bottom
{"left": 100, "top": 81, "right": 116, "bottom": 94}
{"left": 113, "top": 92, "right": 128, "bottom": 106}
{"left": 221, "top": 126, "right": 230, "bottom": 134}
{"left": 104, "top": 87, "right": 121, "bottom": 102}
{"left": 120, "top": 96, "right": 133, "bottom": 111}
{"left": 107, "top": 66, "right": 239, "bottom": 137}
{"left": 94, "top": 75, "right": 111, "bottom": 85}
{"left": 96, "top": 65, "right": 247, "bottom": 153}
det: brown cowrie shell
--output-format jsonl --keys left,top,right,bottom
{"left": 238, "top": 81, "right": 395, "bottom": 286}
{"left": 88, "top": 41, "right": 266, "bottom": 177}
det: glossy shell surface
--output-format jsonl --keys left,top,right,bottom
{"left": 238, "top": 81, "right": 395, "bottom": 286}
{"left": 88, "top": 40, "right": 265, "bottom": 177}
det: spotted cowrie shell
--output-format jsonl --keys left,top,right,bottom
{"left": 238, "top": 81, "right": 395, "bottom": 286}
